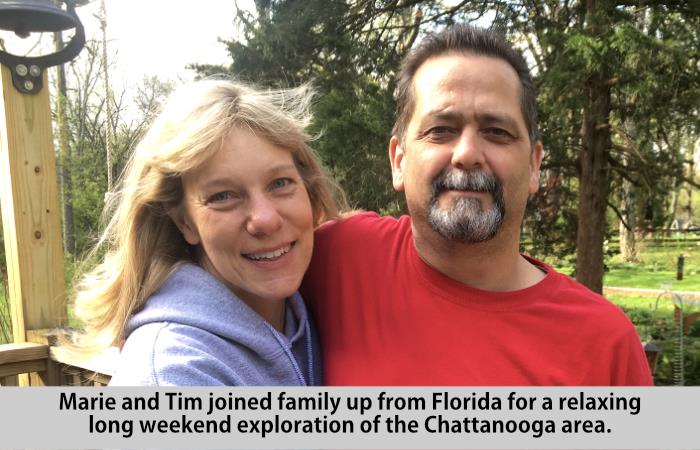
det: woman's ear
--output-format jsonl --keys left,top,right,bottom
{"left": 168, "top": 206, "right": 201, "bottom": 245}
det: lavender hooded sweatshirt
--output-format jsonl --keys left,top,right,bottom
{"left": 109, "top": 264, "right": 321, "bottom": 386}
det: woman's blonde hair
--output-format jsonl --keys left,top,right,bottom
{"left": 71, "top": 79, "right": 342, "bottom": 354}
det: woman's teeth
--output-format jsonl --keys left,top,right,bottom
{"left": 244, "top": 244, "right": 292, "bottom": 261}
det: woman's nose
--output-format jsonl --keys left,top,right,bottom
{"left": 245, "top": 195, "right": 283, "bottom": 236}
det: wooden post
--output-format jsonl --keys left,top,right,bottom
{"left": 0, "top": 65, "right": 67, "bottom": 385}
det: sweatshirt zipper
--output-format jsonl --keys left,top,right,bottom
{"left": 265, "top": 321, "right": 313, "bottom": 386}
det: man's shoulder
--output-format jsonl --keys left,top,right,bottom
{"left": 534, "top": 267, "right": 652, "bottom": 385}
{"left": 536, "top": 263, "right": 635, "bottom": 331}
{"left": 316, "top": 212, "right": 411, "bottom": 241}
{"left": 306, "top": 212, "right": 413, "bottom": 287}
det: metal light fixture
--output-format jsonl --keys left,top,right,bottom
{"left": 0, "top": 0, "right": 86, "bottom": 94}
{"left": 643, "top": 340, "right": 661, "bottom": 375}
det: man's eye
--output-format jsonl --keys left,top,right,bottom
{"left": 207, "top": 191, "right": 234, "bottom": 203}
{"left": 484, "top": 127, "right": 513, "bottom": 138}
{"left": 420, "top": 126, "right": 456, "bottom": 142}
{"left": 427, "top": 126, "right": 454, "bottom": 136}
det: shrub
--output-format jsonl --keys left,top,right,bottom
{"left": 619, "top": 303, "right": 700, "bottom": 386}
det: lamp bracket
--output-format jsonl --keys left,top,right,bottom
{"left": 0, "top": 0, "right": 85, "bottom": 94}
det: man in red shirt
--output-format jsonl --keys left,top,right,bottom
{"left": 301, "top": 25, "right": 652, "bottom": 385}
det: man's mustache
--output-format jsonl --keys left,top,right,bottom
{"left": 431, "top": 169, "right": 501, "bottom": 196}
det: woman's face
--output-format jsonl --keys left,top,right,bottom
{"left": 177, "top": 127, "right": 314, "bottom": 311}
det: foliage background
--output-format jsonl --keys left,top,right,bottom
{"left": 0, "top": 1, "right": 699, "bottom": 385}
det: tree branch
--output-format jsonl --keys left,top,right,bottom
{"left": 608, "top": 200, "right": 632, "bottom": 231}
{"left": 682, "top": 176, "right": 700, "bottom": 189}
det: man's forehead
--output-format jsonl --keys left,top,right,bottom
{"left": 414, "top": 53, "right": 519, "bottom": 92}
{"left": 409, "top": 53, "right": 523, "bottom": 120}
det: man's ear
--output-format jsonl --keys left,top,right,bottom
{"left": 168, "top": 206, "right": 200, "bottom": 246}
{"left": 389, "top": 135, "right": 406, "bottom": 192}
{"left": 528, "top": 140, "right": 544, "bottom": 194}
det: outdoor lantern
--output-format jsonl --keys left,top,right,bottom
{"left": 643, "top": 341, "right": 661, "bottom": 375}
{"left": 0, "top": 0, "right": 85, "bottom": 94}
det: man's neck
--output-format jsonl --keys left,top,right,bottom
{"left": 412, "top": 224, "right": 546, "bottom": 292}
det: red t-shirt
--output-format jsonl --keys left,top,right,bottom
{"left": 301, "top": 212, "right": 653, "bottom": 386}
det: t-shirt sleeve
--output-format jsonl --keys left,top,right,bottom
{"left": 611, "top": 325, "right": 654, "bottom": 386}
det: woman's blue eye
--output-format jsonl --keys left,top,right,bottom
{"left": 271, "top": 178, "right": 292, "bottom": 190}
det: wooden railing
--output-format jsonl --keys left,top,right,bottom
{"left": 0, "top": 342, "right": 49, "bottom": 386}
{"left": 0, "top": 342, "right": 113, "bottom": 386}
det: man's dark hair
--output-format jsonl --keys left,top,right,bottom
{"left": 393, "top": 25, "right": 538, "bottom": 145}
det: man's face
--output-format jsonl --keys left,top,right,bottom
{"left": 390, "top": 52, "right": 542, "bottom": 243}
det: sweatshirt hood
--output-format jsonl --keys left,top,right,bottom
{"left": 125, "top": 263, "right": 309, "bottom": 359}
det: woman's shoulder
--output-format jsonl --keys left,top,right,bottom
{"left": 110, "top": 322, "right": 237, "bottom": 386}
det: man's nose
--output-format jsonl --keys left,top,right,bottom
{"left": 246, "top": 194, "right": 283, "bottom": 236}
{"left": 451, "top": 129, "right": 485, "bottom": 170}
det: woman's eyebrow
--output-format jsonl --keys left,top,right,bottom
{"left": 197, "top": 163, "right": 299, "bottom": 190}
{"left": 267, "top": 163, "right": 298, "bottom": 176}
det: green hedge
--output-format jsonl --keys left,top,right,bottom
{"left": 617, "top": 300, "right": 700, "bottom": 386}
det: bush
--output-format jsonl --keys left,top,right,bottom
{"left": 619, "top": 303, "right": 700, "bottom": 386}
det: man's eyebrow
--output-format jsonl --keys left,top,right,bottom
{"left": 420, "top": 109, "right": 519, "bottom": 127}
{"left": 476, "top": 112, "right": 520, "bottom": 131}
{"left": 420, "top": 109, "right": 464, "bottom": 124}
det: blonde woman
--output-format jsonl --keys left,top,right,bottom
{"left": 72, "top": 80, "right": 341, "bottom": 386}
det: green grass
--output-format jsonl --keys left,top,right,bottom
{"left": 604, "top": 268, "right": 700, "bottom": 291}
{"left": 607, "top": 294, "right": 700, "bottom": 313}
{"left": 607, "top": 294, "right": 667, "bottom": 311}
{"left": 605, "top": 239, "right": 700, "bottom": 291}
{"left": 548, "top": 237, "right": 700, "bottom": 291}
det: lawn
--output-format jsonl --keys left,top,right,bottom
{"left": 548, "top": 237, "right": 700, "bottom": 291}
{"left": 604, "top": 238, "right": 700, "bottom": 290}
{"left": 604, "top": 267, "right": 700, "bottom": 291}
{"left": 607, "top": 294, "right": 679, "bottom": 312}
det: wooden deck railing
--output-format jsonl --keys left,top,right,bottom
{"left": 0, "top": 342, "right": 49, "bottom": 386}
{"left": 0, "top": 342, "right": 113, "bottom": 386}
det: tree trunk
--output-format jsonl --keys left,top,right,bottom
{"left": 619, "top": 175, "right": 637, "bottom": 262}
{"left": 54, "top": 32, "right": 75, "bottom": 257}
{"left": 668, "top": 178, "right": 680, "bottom": 229}
{"left": 576, "top": 0, "right": 611, "bottom": 294}
{"left": 619, "top": 125, "right": 637, "bottom": 262}
{"left": 685, "top": 152, "right": 694, "bottom": 226}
